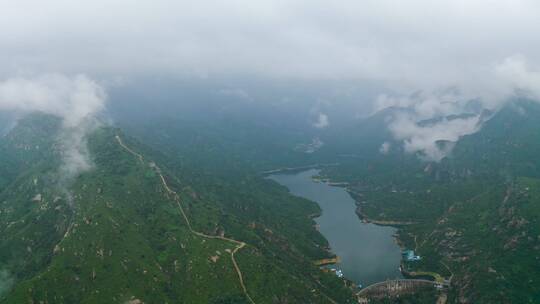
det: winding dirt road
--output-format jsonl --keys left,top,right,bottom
{"left": 115, "top": 135, "right": 255, "bottom": 304}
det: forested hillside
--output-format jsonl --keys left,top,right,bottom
{"left": 318, "top": 100, "right": 540, "bottom": 303}
{"left": 0, "top": 114, "right": 355, "bottom": 303}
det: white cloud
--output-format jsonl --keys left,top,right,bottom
{"left": 495, "top": 55, "right": 540, "bottom": 99}
{"left": 0, "top": 0, "right": 538, "bottom": 84}
{"left": 0, "top": 74, "right": 106, "bottom": 127}
{"left": 375, "top": 55, "right": 540, "bottom": 161}
{"left": 379, "top": 141, "right": 391, "bottom": 154}
{"left": 313, "top": 113, "right": 329, "bottom": 129}
{"left": 1, "top": 1, "right": 540, "bottom": 163}
{"left": 0, "top": 1, "right": 539, "bottom": 105}
{"left": 0, "top": 74, "right": 106, "bottom": 184}
{"left": 387, "top": 111, "right": 481, "bottom": 161}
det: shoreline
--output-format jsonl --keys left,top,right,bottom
{"left": 314, "top": 256, "right": 342, "bottom": 266}
{"left": 268, "top": 167, "right": 420, "bottom": 285}
{"left": 354, "top": 203, "right": 417, "bottom": 226}
{"left": 309, "top": 170, "right": 424, "bottom": 283}
{"left": 268, "top": 166, "right": 446, "bottom": 301}
{"left": 261, "top": 163, "right": 339, "bottom": 176}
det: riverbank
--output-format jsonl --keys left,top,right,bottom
{"left": 314, "top": 256, "right": 342, "bottom": 266}
{"left": 272, "top": 168, "right": 454, "bottom": 303}
{"left": 261, "top": 163, "right": 339, "bottom": 176}
{"left": 309, "top": 171, "right": 441, "bottom": 284}
{"left": 354, "top": 202, "right": 417, "bottom": 226}
{"left": 269, "top": 169, "right": 403, "bottom": 286}
{"left": 308, "top": 172, "right": 418, "bottom": 227}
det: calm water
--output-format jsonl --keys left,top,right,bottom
{"left": 270, "top": 169, "right": 402, "bottom": 286}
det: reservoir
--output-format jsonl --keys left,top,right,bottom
{"left": 269, "top": 169, "right": 402, "bottom": 286}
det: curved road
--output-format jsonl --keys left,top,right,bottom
{"left": 115, "top": 135, "right": 256, "bottom": 304}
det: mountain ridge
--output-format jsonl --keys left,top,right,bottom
{"left": 0, "top": 114, "right": 356, "bottom": 303}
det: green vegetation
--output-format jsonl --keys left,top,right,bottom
{"left": 319, "top": 100, "right": 540, "bottom": 303}
{"left": 113, "top": 99, "right": 540, "bottom": 303}
{"left": 0, "top": 115, "right": 355, "bottom": 303}
{"left": 3, "top": 99, "right": 540, "bottom": 303}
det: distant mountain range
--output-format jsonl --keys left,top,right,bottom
{"left": 1, "top": 99, "right": 539, "bottom": 303}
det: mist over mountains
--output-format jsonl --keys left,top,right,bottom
{"left": 1, "top": 1, "right": 540, "bottom": 303}
{"left": 1, "top": 1, "right": 540, "bottom": 164}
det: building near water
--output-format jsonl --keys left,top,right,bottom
{"left": 330, "top": 268, "right": 344, "bottom": 278}
{"left": 402, "top": 250, "right": 421, "bottom": 261}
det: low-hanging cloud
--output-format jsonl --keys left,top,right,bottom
{"left": 0, "top": 74, "right": 105, "bottom": 128}
{"left": 313, "top": 113, "right": 329, "bottom": 129}
{"left": 1, "top": 1, "right": 540, "bottom": 162}
{"left": 388, "top": 112, "right": 481, "bottom": 161}
{"left": 379, "top": 141, "right": 391, "bottom": 155}
{"left": 495, "top": 55, "right": 540, "bottom": 98}
{"left": 0, "top": 74, "right": 106, "bottom": 184}
{"left": 377, "top": 55, "right": 540, "bottom": 161}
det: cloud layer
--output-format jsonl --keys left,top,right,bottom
{"left": 1, "top": 1, "right": 538, "bottom": 83}
{"left": 2, "top": 1, "right": 540, "bottom": 161}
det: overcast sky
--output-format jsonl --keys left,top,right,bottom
{"left": 1, "top": 1, "right": 539, "bottom": 86}
{"left": 2, "top": 0, "right": 540, "bottom": 160}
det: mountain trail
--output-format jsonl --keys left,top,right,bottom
{"left": 115, "top": 135, "right": 255, "bottom": 304}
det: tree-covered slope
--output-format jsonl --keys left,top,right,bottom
{"left": 316, "top": 100, "right": 540, "bottom": 303}
{"left": 0, "top": 114, "right": 61, "bottom": 191}
{"left": 0, "top": 114, "right": 355, "bottom": 303}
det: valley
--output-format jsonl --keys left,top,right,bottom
{"left": 3, "top": 2, "right": 540, "bottom": 303}
{"left": 0, "top": 115, "right": 357, "bottom": 303}
{"left": 269, "top": 169, "right": 402, "bottom": 287}
{"left": 1, "top": 100, "right": 540, "bottom": 303}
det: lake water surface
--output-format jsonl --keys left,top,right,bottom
{"left": 270, "top": 169, "right": 402, "bottom": 286}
